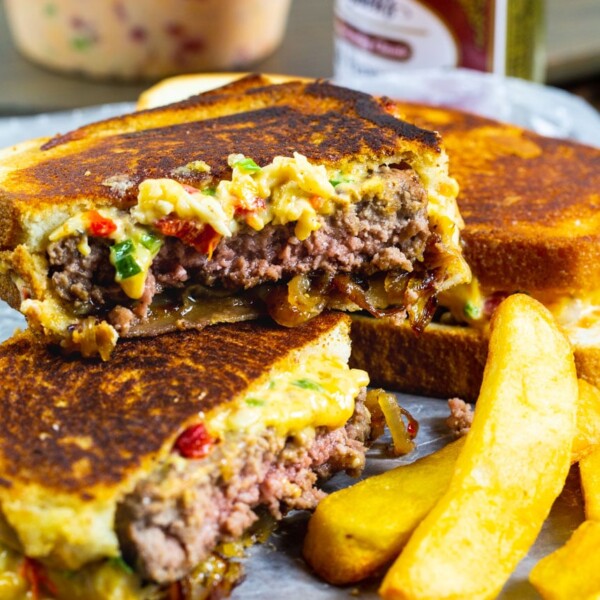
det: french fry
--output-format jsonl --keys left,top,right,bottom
{"left": 529, "top": 520, "right": 600, "bottom": 599}
{"left": 303, "top": 376, "right": 600, "bottom": 586}
{"left": 380, "top": 294, "right": 578, "bottom": 600}
{"left": 580, "top": 445, "right": 600, "bottom": 521}
{"left": 303, "top": 438, "right": 465, "bottom": 584}
{"left": 528, "top": 418, "right": 600, "bottom": 599}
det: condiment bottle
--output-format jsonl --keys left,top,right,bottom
{"left": 334, "top": 0, "right": 545, "bottom": 82}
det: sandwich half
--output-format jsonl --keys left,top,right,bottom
{"left": 0, "top": 75, "right": 469, "bottom": 358}
{"left": 350, "top": 103, "right": 600, "bottom": 400}
{"left": 0, "top": 312, "right": 371, "bottom": 598}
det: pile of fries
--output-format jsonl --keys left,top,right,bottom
{"left": 304, "top": 294, "right": 600, "bottom": 599}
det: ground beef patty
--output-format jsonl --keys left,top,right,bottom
{"left": 46, "top": 167, "right": 429, "bottom": 323}
{"left": 116, "top": 394, "right": 371, "bottom": 583}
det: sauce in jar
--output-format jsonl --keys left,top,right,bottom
{"left": 5, "top": 0, "right": 292, "bottom": 80}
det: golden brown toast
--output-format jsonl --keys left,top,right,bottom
{"left": 0, "top": 75, "right": 469, "bottom": 359}
{"left": 0, "top": 312, "right": 369, "bottom": 593}
{"left": 392, "top": 103, "right": 600, "bottom": 294}
{"left": 351, "top": 315, "right": 600, "bottom": 401}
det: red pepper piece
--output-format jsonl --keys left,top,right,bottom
{"left": 308, "top": 195, "right": 324, "bottom": 210}
{"left": 234, "top": 195, "right": 266, "bottom": 216}
{"left": 175, "top": 423, "right": 215, "bottom": 459}
{"left": 88, "top": 210, "right": 117, "bottom": 237}
{"left": 407, "top": 420, "right": 418, "bottom": 439}
{"left": 20, "top": 557, "right": 58, "bottom": 600}
{"left": 155, "top": 216, "right": 222, "bottom": 258}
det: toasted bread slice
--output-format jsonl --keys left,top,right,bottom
{"left": 351, "top": 315, "right": 600, "bottom": 401}
{"left": 0, "top": 75, "right": 469, "bottom": 359}
{"left": 0, "top": 312, "right": 371, "bottom": 596}
{"left": 136, "top": 72, "right": 313, "bottom": 110}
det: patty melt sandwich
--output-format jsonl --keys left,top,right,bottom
{"left": 0, "top": 312, "right": 371, "bottom": 598}
{"left": 0, "top": 75, "right": 469, "bottom": 358}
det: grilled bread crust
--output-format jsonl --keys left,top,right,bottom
{"left": 0, "top": 75, "right": 442, "bottom": 252}
{"left": 0, "top": 312, "right": 350, "bottom": 494}
{"left": 351, "top": 316, "right": 600, "bottom": 402}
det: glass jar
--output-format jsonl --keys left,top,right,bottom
{"left": 5, "top": 0, "right": 293, "bottom": 81}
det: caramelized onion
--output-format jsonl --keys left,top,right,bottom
{"left": 405, "top": 272, "right": 438, "bottom": 333}
{"left": 287, "top": 274, "right": 327, "bottom": 315}
{"left": 266, "top": 275, "right": 328, "bottom": 327}
{"left": 369, "top": 389, "right": 419, "bottom": 456}
{"left": 332, "top": 275, "right": 404, "bottom": 319}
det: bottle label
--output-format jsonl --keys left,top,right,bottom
{"left": 334, "top": 0, "right": 543, "bottom": 80}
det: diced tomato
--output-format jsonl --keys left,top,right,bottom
{"left": 175, "top": 423, "right": 215, "bottom": 459}
{"left": 155, "top": 216, "right": 221, "bottom": 257}
{"left": 234, "top": 195, "right": 266, "bottom": 217}
{"left": 309, "top": 195, "right": 324, "bottom": 210}
{"left": 87, "top": 210, "right": 117, "bottom": 237}
{"left": 20, "top": 557, "right": 57, "bottom": 600}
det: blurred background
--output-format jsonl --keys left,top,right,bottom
{"left": 0, "top": 0, "right": 598, "bottom": 115}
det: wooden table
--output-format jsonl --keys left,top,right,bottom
{"left": 0, "top": 0, "right": 599, "bottom": 115}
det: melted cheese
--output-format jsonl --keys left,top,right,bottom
{"left": 440, "top": 276, "right": 600, "bottom": 346}
{"left": 133, "top": 152, "right": 341, "bottom": 242}
{"left": 544, "top": 294, "right": 600, "bottom": 346}
{"left": 0, "top": 543, "right": 148, "bottom": 600}
{"left": 48, "top": 209, "right": 162, "bottom": 300}
{"left": 206, "top": 353, "right": 369, "bottom": 437}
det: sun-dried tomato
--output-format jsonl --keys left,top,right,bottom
{"left": 87, "top": 210, "right": 117, "bottom": 237}
{"left": 175, "top": 423, "right": 215, "bottom": 459}
{"left": 155, "top": 217, "right": 221, "bottom": 257}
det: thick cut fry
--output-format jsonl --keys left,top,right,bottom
{"left": 581, "top": 445, "right": 600, "bottom": 521}
{"left": 303, "top": 438, "right": 465, "bottom": 584}
{"left": 380, "top": 294, "right": 578, "bottom": 600}
{"left": 529, "top": 520, "right": 600, "bottom": 599}
{"left": 304, "top": 378, "right": 600, "bottom": 586}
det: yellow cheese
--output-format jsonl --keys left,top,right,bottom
{"left": 0, "top": 542, "right": 147, "bottom": 600}
{"left": 132, "top": 152, "right": 341, "bottom": 242}
{"left": 440, "top": 276, "right": 600, "bottom": 346}
{"left": 206, "top": 353, "right": 369, "bottom": 437}
{"left": 544, "top": 294, "right": 600, "bottom": 347}
{"left": 48, "top": 209, "right": 163, "bottom": 301}
{"left": 132, "top": 178, "right": 233, "bottom": 237}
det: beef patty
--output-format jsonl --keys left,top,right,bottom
{"left": 116, "top": 392, "right": 371, "bottom": 583}
{"left": 47, "top": 167, "right": 430, "bottom": 330}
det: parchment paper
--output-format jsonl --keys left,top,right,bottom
{"left": 0, "top": 70, "right": 596, "bottom": 598}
